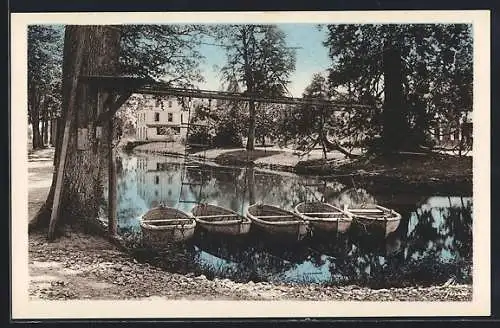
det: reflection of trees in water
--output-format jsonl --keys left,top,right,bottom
{"left": 193, "top": 234, "right": 299, "bottom": 282}
{"left": 127, "top": 242, "right": 200, "bottom": 275}
{"left": 117, "top": 154, "right": 473, "bottom": 287}
{"left": 326, "top": 196, "right": 473, "bottom": 288}
{"left": 184, "top": 166, "right": 345, "bottom": 212}
{"left": 406, "top": 197, "right": 472, "bottom": 262}
{"left": 328, "top": 188, "right": 377, "bottom": 208}
{"left": 129, "top": 153, "right": 363, "bottom": 215}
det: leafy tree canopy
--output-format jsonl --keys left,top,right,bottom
{"left": 323, "top": 24, "right": 472, "bottom": 150}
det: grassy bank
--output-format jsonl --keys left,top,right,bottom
{"left": 295, "top": 152, "right": 472, "bottom": 195}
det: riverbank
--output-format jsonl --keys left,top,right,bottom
{"left": 27, "top": 147, "right": 472, "bottom": 301}
{"left": 131, "top": 141, "right": 472, "bottom": 194}
{"left": 28, "top": 230, "right": 472, "bottom": 301}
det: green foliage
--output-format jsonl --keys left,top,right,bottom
{"left": 188, "top": 100, "right": 243, "bottom": 148}
{"left": 27, "top": 25, "right": 64, "bottom": 120}
{"left": 323, "top": 24, "right": 473, "bottom": 151}
{"left": 27, "top": 25, "right": 64, "bottom": 149}
{"left": 254, "top": 103, "right": 283, "bottom": 145}
{"left": 215, "top": 25, "right": 296, "bottom": 149}
{"left": 218, "top": 25, "right": 296, "bottom": 95}
{"left": 120, "top": 25, "right": 206, "bottom": 87}
{"left": 279, "top": 73, "right": 366, "bottom": 157}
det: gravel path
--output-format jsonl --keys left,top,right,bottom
{"left": 28, "top": 231, "right": 472, "bottom": 301}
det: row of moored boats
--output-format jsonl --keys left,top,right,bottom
{"left": 140, "top": 202, "right": 402, "bottom": 249}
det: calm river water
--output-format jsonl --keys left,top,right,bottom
{"left": 102, "top": 152, "right": 473, "bottom": 288}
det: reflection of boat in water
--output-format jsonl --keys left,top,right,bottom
{"left": 194, "top": 234, "right": 252, "bottom": 263}
{"left": 193, "top": 234, "right": 298, "bottom": 280}
{"left": 140, "top": 206, "right": 196, "bottom": 248}
{"left": 294, "top": 202, "right": 352, "bottom": 234}
{"left": 246, "top": 204, "right": 309, "bottom": 241}
{"left": 346, "top": 204, "right": 402, "bottom": 237}
{"left": 192, "top": 203, "right": 251, "bottom": 236}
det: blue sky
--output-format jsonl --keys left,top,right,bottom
{"left": 198, "top": 24, "right": 331, "bottom": 97}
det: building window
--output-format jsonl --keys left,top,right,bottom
{"left": 168, "top": 100, "right": 172, "bottom": 108}
{"left": 155, "top": 176, "right": 159, "bottom": 184}
{"left": 168, "top": 113, "right": 173, "bottom": 122}
{"left": 181, "top": 113, "right": 183, "bottom": 123}
{"left": 155, "top": 112, "right": 160, "bottom": 122}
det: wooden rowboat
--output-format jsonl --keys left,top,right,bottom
{"left": 246, "top": 204, "right": 310, "bottom": 241}
{"left": 140, "top": 206, "right": 196, "bottom": 248}
{"left": 294, "top": 202, "right": 353, "bottom": 234}
{"left": 192, "top": 203, "right": 251, "bottom": 235}
{"left": 345, "top": 204, "right": 402, "bottom": 237}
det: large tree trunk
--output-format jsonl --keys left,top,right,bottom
{"left": 381, "top": 45, "right": 408, "bottom": 153}
{"left": 31, "top": 26, "right": 121, "bottom": 233}
{"left": 29, "top": 83, "right": 43, "bottom": 149}
{"left": 50, "top": 118, "right": 58, "bottom": 146}
{"left": 42, "top": 113, "right": 49, "bottom": 146}
{"left": 31, "top": 116, "right": 43, "bottom": 149}
{"left": 246, "top": 100, "right": 256, "bottom": 150}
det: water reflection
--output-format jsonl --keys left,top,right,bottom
{"left": 111, "top": 153, "right": 473, "bottom": 288}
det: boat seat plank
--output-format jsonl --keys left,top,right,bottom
{"left": 195, "top": 214, "right": 240, "bottom": 219}
{"left": 142, "top": 218, "right": 193, "bottom": 224}
{"left": 349, "top": 209, "right": 385, "bottom": 213}
{"left": 301, "top": 212, "right": 343, "bottom": 215}
{"left": 256, "top": 215, "right": 298, "bottom": 219}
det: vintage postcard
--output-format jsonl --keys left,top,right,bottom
{"left": 11, "top": 10, "right": 490, "bottom": 319}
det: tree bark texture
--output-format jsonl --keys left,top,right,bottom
{"left": 33, "top": 26, "right": 121, "bottom": 232}
{"left": 29, "top": 83, "right": 41, "bottom": 149}
{"left": 241, "top": 27, "right": 257, "bottom": 151}
{"left": 382, "top": 45, "right": 408, "bottom": 152}
{"left": 61, "top": 26, "right": 121, "bottom": 225}
{"left": 107, "top": 118, "right": 118, "bottom": 237}
{"left": 31, "top": 117, "right": 42, "bottom": 149}
{"left": 42, "top": 116, "right": 49, "bottom": 146}
{"left": 246, "top": 100, "right": 256, "bottom": 150}
{"left": 50, "top": 118, "right": 57, "bottom": 146}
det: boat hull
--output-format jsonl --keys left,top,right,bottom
{"left": 294, "top": 202, "right": 353, "bottom": 234}
{"left": 347, "top": 205, "right": 402, "bottom": 237}
{"left": 197, "top": 220, "right": 252, "bottom": 235}
{"left": 140, "top": 207, "right": 196, "bottom": 248}
{"left": 246, "top": 204, "right": 310, "bottom": 241}
{"left": 142, "top": 224, "right": 195, "bottom": 248}
{"left": 192, "top": 204, "right": 252, "bottom": 236}
{"left": 250, "top": 219, "right": 309, "bottom": 239}
{"left": 353, "top": 216, "right": 401, "bottom": 236}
